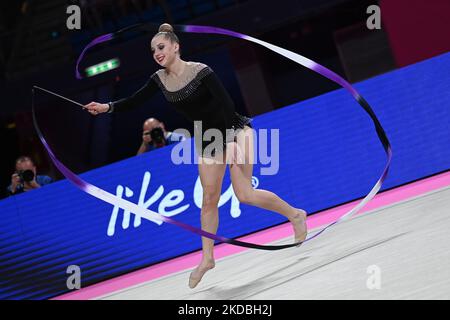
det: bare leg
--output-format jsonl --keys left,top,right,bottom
{"left": 189, "top": 152, "right": 227, "bottom": 288}
{"left": 229, "top": 126, "right": 307, "bottom": 243}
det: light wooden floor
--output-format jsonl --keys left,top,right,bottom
{"left": 99, "top": 186, "right": 450, "bottom": 300}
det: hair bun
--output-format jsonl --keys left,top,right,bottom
{"left": 159, "top": 23, "right": 174, "bottom": 33}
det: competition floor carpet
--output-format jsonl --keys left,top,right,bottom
{"left": 94, "top": 183, "right": 450, "bottom": 300}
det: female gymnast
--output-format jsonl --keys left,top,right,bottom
{"left": 84, "top": 23, "right": 308, "bottom": 289}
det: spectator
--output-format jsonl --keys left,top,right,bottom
{"left": 7, "top": 156, "right": 53, "bottom": 195}
{"left": 137, "top": 117, "right": 186, "bottom": 155}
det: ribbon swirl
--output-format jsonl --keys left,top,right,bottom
{"left": 32, "top": 23, "right": 392, "bottom": 250}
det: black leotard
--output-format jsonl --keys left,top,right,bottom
{"left": 109, "top": 62, "right": 252, "bottom": 156}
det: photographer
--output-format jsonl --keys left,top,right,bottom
{"left": 137, "top": 117, "right": 186, "bottom": 155}
{"left": 7, "top": 156, "right": 53, "bottom": 195}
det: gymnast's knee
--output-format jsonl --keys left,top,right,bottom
{"left": 234, "top": 189, "right": 254, "bottom": 205}
{"left": 201, "top": 191, "right": 221, "bottom": 211}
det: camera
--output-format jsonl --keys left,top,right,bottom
{"left": 146, "top": 127, "right": 165, "bottom": 146}
{"left": 17, "top": 169, "right": 34, "bottom": 183}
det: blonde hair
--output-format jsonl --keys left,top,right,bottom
{"left": 155, "top": 23, "right": 180, "bottom": 46}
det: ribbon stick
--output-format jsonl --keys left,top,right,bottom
{"left": 33, "top": 23, "right": 392, "bottom": 250}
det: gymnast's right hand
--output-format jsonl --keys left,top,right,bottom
{"left": 84, "top": 102, "right": 109, "bottom": 115}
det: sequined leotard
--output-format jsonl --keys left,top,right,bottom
{"left": 109, "top": 61, "right": 252, "bottom": 156}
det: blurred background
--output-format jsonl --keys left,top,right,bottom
{"left": 0, "top": 0, "right": 449, "bottom": 199}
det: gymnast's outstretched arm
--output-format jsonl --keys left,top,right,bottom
{"left": 84, "top": 73, "right": 159, "bottom": 115}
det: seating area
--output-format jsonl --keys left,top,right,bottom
{"left": 3, "top": 0, "right": 241, "bottom": 79}
{"left": 69, "top": 0, "right": 239, "bottom": 54}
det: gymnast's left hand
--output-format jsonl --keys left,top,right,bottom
{"left": 84, "top": 102, "right": 109, "bottom": 115}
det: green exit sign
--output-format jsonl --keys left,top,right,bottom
{"left": 85, "top": 58, "right": 120, "bottom": 77}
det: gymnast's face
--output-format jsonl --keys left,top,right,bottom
{"left": 151, "top": 35, "right": 179, "bottom": 68}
